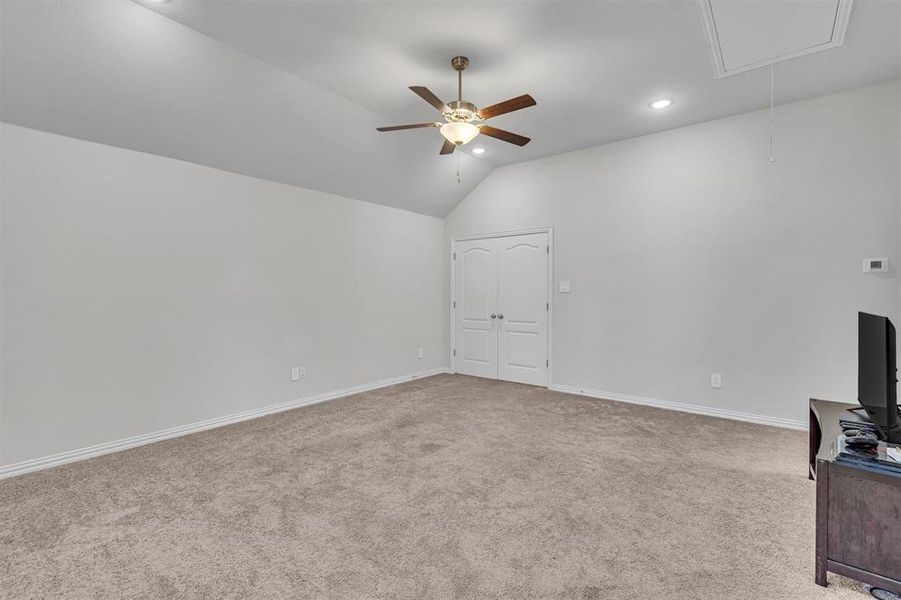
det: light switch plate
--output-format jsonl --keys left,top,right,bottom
{"left": 710, "top": 373, "right": 723, "bottom": 389}
{"left": 559, "top": 280, "right": 571, "bottom": 293}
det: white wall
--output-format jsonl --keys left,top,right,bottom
{"left": 897, "top": 65, "right": 901, "bottom": 329}
{"left": 447, "top": 81, "right": 901, "bottom": 425}
{"left": 3, "top": 81, "right": 899, "bottom": 470}
{"left": 0, "top": 123, "right": 447, "bottom": 468}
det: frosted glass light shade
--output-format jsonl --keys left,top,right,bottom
{"left": 440, "top": 122, "right": 479, "bottom": 145}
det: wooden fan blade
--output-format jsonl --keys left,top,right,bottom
{"left": 478, "top": 94, "right": 536, "bottom": 120}
{"left": 440, "top": 139, "right": 456, "bottom": 155}
{"left": 410, "top": 86, "right": 450, "bottom": 113}
{"left": 376, "top": 122, "right": 438, "bottom": 132}
{"left": 479, "top": 125, "right": 531, "bottom": 146}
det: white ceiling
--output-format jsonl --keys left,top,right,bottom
{"left": 2, "top": 1, "right": 900, "bottom": 217}
{"left": 0, "top": 1, "right": 491, "bottom": 218}
{"left": 144, "top": 0, "right": 900, "bottom": 166}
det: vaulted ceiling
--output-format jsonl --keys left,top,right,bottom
{"left": 2, "top": 1, "right": 899, "bottom": 217}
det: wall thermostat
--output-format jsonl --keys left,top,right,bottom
{"left": 863, "top": 258, "right": 889, "bottom": 273}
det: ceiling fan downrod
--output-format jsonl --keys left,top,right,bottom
{"left": 451, "top": 56, "right": 469, "bottom": 103}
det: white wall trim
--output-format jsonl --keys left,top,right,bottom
{"left": 549, "top": 383, "right": 808, "bottom": 431}
{"left": 453, "top": 226, "right": 555, "bottom": 242}
{"left": 0, "top": 368, "right": 451, "bottom": 480}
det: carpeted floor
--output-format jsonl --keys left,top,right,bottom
{"left": 0, "top": 374, "right": 874, "bottom": 599}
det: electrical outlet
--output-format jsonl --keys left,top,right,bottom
{"left": 417, "top": 347, "right": 424, "bottom": 359}
{"left": 299, "top": 366, "right": 306, "bottom": 379}
{"left": 710, "top": 373, "right": 723, "bottom": 389}
{"left": 291, "top": 367, "right": 300, "bottom": 382}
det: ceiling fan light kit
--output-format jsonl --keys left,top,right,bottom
{"left": 377, "top": 56, "right": 536, "bottom": 155}
{"left": 440, "top": 122, "right": 480, "bottom": 145}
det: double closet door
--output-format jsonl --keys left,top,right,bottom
{"left": 453, "top": 232, "right": 548, "bottom": 386}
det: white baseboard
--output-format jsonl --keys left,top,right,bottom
{"left": 549, "top": 383, "right": 807, "bottom": 431}
{"left": 0, "top": 367, "right": 451, "bottom": 480}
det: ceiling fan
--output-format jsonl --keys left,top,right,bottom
{"left": 377, "top": 56, "right": 536, "bottom": 155}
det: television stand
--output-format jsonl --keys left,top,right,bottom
{"left": 810, "top": 399, "right": 901, "bottom": 593}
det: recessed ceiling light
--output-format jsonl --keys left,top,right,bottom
{"left": 472, "top": 147, "right": 486, "bottom": 155}
{"left": 650, "top": 98, "right": 674, "bottom": 110}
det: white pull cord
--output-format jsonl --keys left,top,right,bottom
{"left": 769, "top": 64, "right": 776, "bottom": 165}
{"left": 456, "top": 150, "right": 461, "bottom": 184}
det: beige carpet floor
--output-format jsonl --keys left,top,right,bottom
{"left": 0, "top": 374, "right": 874, "bottom": 599}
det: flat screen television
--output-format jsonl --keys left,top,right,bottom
{"left": 858, "top": 312, "right": 901, "bottom": 443}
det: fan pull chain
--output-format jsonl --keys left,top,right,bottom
{"left": 456, "top": 151, "right": 462, "bottom": 184}
{"left": 768, "top": 64, "right": 776, "bottom": 165}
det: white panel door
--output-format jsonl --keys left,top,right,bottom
{"left": 454, "top": 232, "right": 549, "bottom": 386}
{"left": 496, "top": 233, "right": 548, "bottom": 386}
{"left": 454, "top": 239, "right": 497, "bottom": 379}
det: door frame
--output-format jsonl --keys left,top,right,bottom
{"left": 449, "top": 227, "right": 554, "bottom": 388}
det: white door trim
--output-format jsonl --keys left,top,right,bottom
{"left": 453, "top": 226, "right": 554, "bottom": 242}
{"left": 450, "top": 227, "right": 554, "bottom": 388}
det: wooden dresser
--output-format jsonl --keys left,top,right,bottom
{"left": 809, "top": 398, "right": 901, "bottom": 593}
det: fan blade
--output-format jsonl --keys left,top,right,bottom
{"left": 478, "top": 94, "right": 536, "bottom": 120}
{"left": 410, "top": 86, "right": 450, "bottom": 113}
{"left": 440, "top": 139, "right": 456, "bottom": 155}
{"left": 479, "top": 125, "right": 531, "bottom": 146}
{"left": 376, "top": 122, "right": 438, "bottom": 132}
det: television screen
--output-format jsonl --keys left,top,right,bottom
{"left": 858, "top": 312, "right": 900, "bottom": 442}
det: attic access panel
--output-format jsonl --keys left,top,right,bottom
{"left": 698, "top": 0, "right": 853, "bottom": 78}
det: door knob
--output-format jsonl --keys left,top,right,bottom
{"left": 490, "top": 313, "right": 497, "bottom": 319}
{"left": 497, "top": 314, "right": 504, "bottom": 319}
